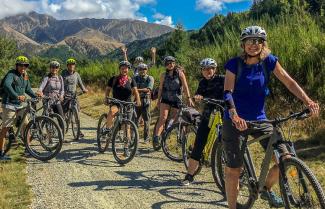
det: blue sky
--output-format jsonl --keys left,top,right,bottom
{"left": 1, "top": 0, "right": 253, "bottom": 30}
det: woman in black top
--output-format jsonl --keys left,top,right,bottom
{"left": 182, "top": 58, "right": 224, "bottom": 185}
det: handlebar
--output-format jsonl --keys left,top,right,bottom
{"left": 246, "top": 109, "right": 310, "bottom": 126}
{"left": 105, "top": 97, "right": 136, "bottom": 106}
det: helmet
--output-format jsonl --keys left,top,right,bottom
{"left": 50, "top": 60, "right": 60, "bottom": 68}
{"left": 200, "top": 58, "right": 217, "bottom": 69}
{"left": 137, "top": 63, "right": 148, "bottom": 70}
{"left": 66, "top": 58, "right": 76, "bottom": 65}
{"left": 119, "top": 60, "right": 131, "bottom": 68}
{"left": 240, "top": 26, "right": 267, "bottom": 41}
{"left": 163, "top": 56, "right": 176, "bottom": 65}
{"left": 16, "top": 56, "right": 29, "bottom": 65}
{"left": 135, "top": 56, "right": 144, "bottom": 63}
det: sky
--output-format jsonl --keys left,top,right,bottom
{"left": 0, "top": 0, "right": 253, "bottom": 30}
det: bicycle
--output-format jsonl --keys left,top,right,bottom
{"left": 96, "top": 97, "right": 139, "bottom": 165}
{"left": 39, "top": 96, "right": 65, "bottom": 137}
{"left": 161, "top": 102, "right": 200, "bottom": 162}
{"left": 182, "top": 98, "right": 224, "bottom": 177}
{"left": 214, "top": 109, "right": 325, "bottom": 208}
{"left": 1, "top": 98, "right": 63, "bottom": 161}
{"left": 63, "top": 92, "right": 82, "bottom": 141}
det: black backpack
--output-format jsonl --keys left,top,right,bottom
{"left": 0, "top": 72, "right": 10, "bottom": 98}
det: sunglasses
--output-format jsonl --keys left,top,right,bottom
{"left": 165, "top": 62, "right": 174, "bottom": 66}
{"left": 17, "top": 64, "right": 29, "bottom": 68}
{"left": 244, "top": 38, "right": 264, "bottom": 45}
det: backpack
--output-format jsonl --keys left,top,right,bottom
{"left": 236, "top": 58, "right": 271, "bottom": 96}
{"left": 151, "top": 87, "right": 159, "bottom": 100}
{"left": 0, "top": 70, "right": 18, "bottom": 98}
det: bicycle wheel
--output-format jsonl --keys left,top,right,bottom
{"left": 49, "top": 113, "right": 65, "bottom": 138}
{"left": 211, "top": 140, "right": 226, "bottom": 193}
{"left": 279, "top": 156, "right": 325, "bottom": 209}
{"left": 70, "top": 108, "right": 80, "bottom": 141}
{"left": 96, "top": 114, "right": 110, "bottom": 153}
{"left": 24, "top": 116, "right": 63, "bottom": 161}
{"left": 181, "top": 125, "right": 202, "bottom": 176}
{"left": 112, "top": 119, "right": 139, "bottom": 165}
{"left": 3, "top": 128, "right": 14, "bottom": 155}
{"left": 162, "top": 123, "right": 188, "bottom": 162}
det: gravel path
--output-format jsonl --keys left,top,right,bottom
{"left": 26, "top": 113, "right": 266, "bottom": 209}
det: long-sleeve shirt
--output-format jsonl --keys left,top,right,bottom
{"left": 61, "top": 69, "right": 86, "bottom": 95}
{"left": 2, "top": 69, "right": 36, "bottom": 107}
{"left": 38, "top": 75, "right": 64, "bottom": 98}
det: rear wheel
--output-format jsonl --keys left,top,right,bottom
{"left": 49, "top": 113, "right": 65, "bottom": 138}
{"left": 279, "top": 157, "right": 325, "bottom": 209}
{"left": 96, "top": 114, "right": 110, "bottom": 153}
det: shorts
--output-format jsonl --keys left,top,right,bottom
{"left": 222, "top": 119, "right": 288, "bottom": 168}
{"left": 2, "top": 107, "right": 29, "bottom": 128}
{"left": 161, "top": 98, "right": 179, "bottom": 109}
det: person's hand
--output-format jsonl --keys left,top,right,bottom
{"left": 36, "top": 91, "right": 43, "bottom": 97}
{"left": 306, "top": 100, "right": 320, "bottom": 117}
{"left": 188, "top": 98, "right": 195, "bottom": 107}
{"left": 17, "top": 95, "right": 26, "bottom": 102}
{"left": 151, "top": 47, "right": 156, "bottom": 54}
{"left": 232, "top": 115, "right": 247, "bottom": 131}
{"left": 193, "top": 95, "right": 203, "bottom": 102}
{"left": 121, "top": 46, "right": 127, "bottom": 54}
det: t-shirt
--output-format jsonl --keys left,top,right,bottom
{"left": 107, "top": 76, "right": 136, "bottom": 102}
{"left": 133, "top": 75, "right": 154, "bottom": 98}
{"left": 224, "top": 54, "right": 278, "bottom": 120}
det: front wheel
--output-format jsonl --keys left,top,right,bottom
{"left": 112, "top": 119, "right": 139, "bottom": 165}
{"left": 24, "top": 116, "right": 63, "bottom": 161}
{"left": 49, "top": 113, "right": 65, "bottom": 138}
{"left": 279, "top": 156, "right": 325, "bottom": 209}
{"left": 211, "top": 140, "right": 226, "bottom": 193}
{"left": 96, "top": 114, "right": 109, "bottom": 153}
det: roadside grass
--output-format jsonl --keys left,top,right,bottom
{"left": 80, "top": 89, "right": 325, "bottom": 192}
{"left": 0, "top": 146, "right": 31, "bottom": 209}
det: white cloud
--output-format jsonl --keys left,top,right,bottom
{"left": 0, "top": 0, "right": 153, "bottom": 21}
{"left": 196, "top": 0, "right": 250, "bottom": 14}
{"left": 153, "top": 13, "right": 174, "bottom": 28}
{"left": 0, "top": 0, "right": 38, "bottom": 19}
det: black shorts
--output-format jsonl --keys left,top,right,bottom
{"left": 161, "top": 98, "right": 179, "bottom": 109}
{"left": 222, "top": 119, "right": 288, "bottom": 168}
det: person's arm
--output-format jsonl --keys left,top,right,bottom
{"left": 121, "top": 46, "right": 128, "bottom": 62}
{"left": 137, "top": 77, "right": 154, "bottom": 94}
{"left": 273, "top": 61, "right": 319, "bottom": 115}
{"left": 38, "top": 77, "right": 48, "bottom": 93}
{"left": 76, "top": 73, "right": 87, "bottom": 92}
{"left": 25, "top": 79, "right": 37, "bottom": 98}
{"left": 157, "top": 73, "right": 165, "bottom": 102}
{"left": 133, "top": 87, "right": 141, "bottom": 106}
{"left": 3, "top": 73, "right": 19, "bottom": 99}
{"left": 179, "top": 70, "right": 192, "bottom": 101}
{"left": 224, "top": 70, "right": 247, "bottom": 130}
{"left": 151, "top": 47, "right": 156, "bottom": 66}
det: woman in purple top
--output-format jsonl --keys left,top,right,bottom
{"left": 223, "top": 26, "right": 319, "bottom": 209}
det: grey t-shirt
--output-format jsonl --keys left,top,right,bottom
{"left": 61, "top": 69, "right": 86, "bottom": 95}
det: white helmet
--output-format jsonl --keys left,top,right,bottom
{"left": 200, "top": 58, "right": 217, "bottom": 69}
{"left": 240, "top": 26, "right": 267, "bottom": 41}
{"left": 135, "top": 56, "right": 144, "bottom": 63}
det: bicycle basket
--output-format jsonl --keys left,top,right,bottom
{"left": 182, "top": 107, "right": 201, "bottom": 126}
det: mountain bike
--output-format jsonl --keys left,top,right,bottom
{"left": 182, "top": 98, "right": 224, "bottom": 177}
{"left": 40, "top": 96, "right": 65, "bottom": 137}
{"left": 214, "top": 109, "right": 325, "bottom": 208}
{"left": 63, "top": 92, "right": 82, "bottom": 141}
{"left": 1, "top": 98, "right": 63, "bottom": 161}
{"left": 97, "top": 97, "right": 139, "bottom": 165}
{"left": 161, "top": 102, "right": 200, "bottom": 162}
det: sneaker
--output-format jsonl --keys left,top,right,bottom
{"left": 260, "top": 189, "right": 284, "bottom": 208}
{"left": 0, "top": 154, "right": 12, "bottom": 161}
{"left": 181, "top": 174, "right": 194, "bottom": 186}
{"left": 123, "top": 147, "right": 130, "bottom": 158}
{"left": 153, "top": 136, "right": 161, "bottom": 149}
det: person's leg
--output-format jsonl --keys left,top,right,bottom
{"left": 0, "top": 108, "right": 15, "bottom": 160}
{"left": 225, "top": 167, "right": 242, "bottom": 209}
{"left": 106, "top": 105, "right": 118, "bottom": 129}
{"left": 142, "top": 105, "right": 150, "bottom": 142}
{"left": 154, "top": 103, "right": 170, "bottom": 137}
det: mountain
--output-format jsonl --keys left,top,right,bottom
{"left": 0, "top": 11, "right": 173, "bottom": 57}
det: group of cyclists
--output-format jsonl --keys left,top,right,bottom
{"left": 0, "top": 25, "right": 321, "bottom": 209}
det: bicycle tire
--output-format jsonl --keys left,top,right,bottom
{"left": 112, "top": 119, "right": 139, "bottom": 165}
{"left": 96, "top": 113, "right": 109, "bottom": 153}
{"left": 181, "top": 126, "right": 202, "bottom": 176}
{"left": 161, "top": 122, "right": 186, "bottom": 162}
{"left": 24, "top": 116, "right": 63, "bottom": 161}
{"left": 152, "top": 119, "right": 162, "bottom": 151}
{"left": 279, "top": 156, "right": 325, "bottom": 209}
{"left": 3, "top": 128, "right": 14, "bottom": 155}
{"left": 71, "top": 108, "right": 80, "bottom": 141}
{"left": 211, "top": 140, "right": 226, "bottom": 193}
